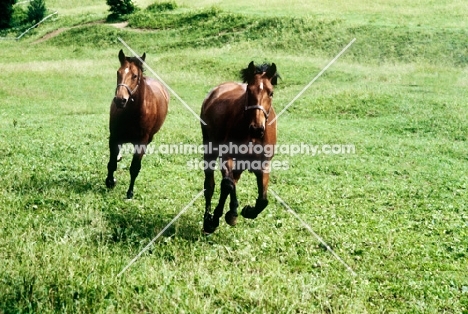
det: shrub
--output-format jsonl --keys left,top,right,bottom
{"left": 10, "top": 6, "right": 28, "bottom": 28}
{"left": 107, "top": 0, "right": 136, "bottom": 21}
{"left": 27, "top": 0, "right": 47, "bottom": 24}
{"left": 146, "top": 1, "right": 178, "bottom": 13}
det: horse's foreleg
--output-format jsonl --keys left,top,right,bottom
{"left": 241, "top": 169, "right": 269, "bottom": 219}
{"left": 106, "top": 139, "right": 119, "bottom": 188}
{"left": 127, "top": 150, "right": 144, "bottom": 199}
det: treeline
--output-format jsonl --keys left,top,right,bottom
{"left": 0, "top": 0, "right": 47, "bottom": 30}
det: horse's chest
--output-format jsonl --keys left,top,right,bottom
{"left": 110, "top": 112, "right": 155, "bottom": 141}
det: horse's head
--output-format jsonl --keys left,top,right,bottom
{"left": 114, "top": 49, "right": 145, "bottom": 109}
{"left": 241, "top": 61, "right": 279, "bottom": 138}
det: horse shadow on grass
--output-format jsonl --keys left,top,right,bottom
{"left": 100, "top": 199, "right": 203, "bottom": 247}
{"left": 11, "top": 171, "right": 106, "bottom": 211}
{"left": 70, "top": 178, "right": 205, "bottom": 245}
{"left": 11, "top": 171, "right": 203, "bottom": 244}
{"left": 12, "top": 169, "right": 107, "bottom": 196}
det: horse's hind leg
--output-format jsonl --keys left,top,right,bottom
{"left": 126, "top": 150, "right": 144, "bottom": 199}
{"left": 225, "top": 171, "right": 242, "bottom": 226}
{"left": 241, "top": 170, "right": 269, "bottom": 219}
{"left": 203, "top": 158, "right": 234, "bottom": 234}
{"left": 106, "top": 138, "right": 119, "bottom": 189}
{"left": 203, "top": 164, "right": 216, "bottom": 233}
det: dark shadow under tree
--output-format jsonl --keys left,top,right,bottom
{"left": 0, "top": 0, "right": 16, "bottom": 30}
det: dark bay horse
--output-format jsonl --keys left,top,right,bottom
{"left": 201, "top": 61, "right": 279, "bottom": 234}
{"left": 105, "top": 49, "right": 169, "bottom": 199}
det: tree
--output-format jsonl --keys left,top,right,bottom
{"left": 107, "top": 0, "right": 136, "bottom": 20}
{"left": 0, "top": 0, "right": 16, "bottom": 30}
{"left": 27, "top": 0, "right": 47, "bottom": 24}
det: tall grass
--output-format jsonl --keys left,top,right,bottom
{"left": 0, "top": 1, "right": 467, "bottom": 313}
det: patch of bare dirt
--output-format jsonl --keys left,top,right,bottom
{"left": 35, "top": 27, "right": 70, "bottom": 44}
{"left": 109, "top": 22, "right": 128, "bottom": 29}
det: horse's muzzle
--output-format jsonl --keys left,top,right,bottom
{"left": 249, "top": 124, "right": 265, "bottom": 138}
{"left": 114, "top": 96, "right": 128, "bottom": 109}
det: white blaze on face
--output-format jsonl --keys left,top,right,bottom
{"left": 259, "top": 82, "right": 263, "bottom": 90}
{"left": 124, "top": 67, "right": 129, "bottom": 74}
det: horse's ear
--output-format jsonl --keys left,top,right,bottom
{"left": 240, "top": 61, "right": 256, "bottom": 83}
{"left": 141, "top": 53, "right": 146, "bottom": 62}
{"left": 118, "top": 49, "right": 125, "bottom": 64}
{"left": 267, "top": 63, "right": 278, "bottom": 85}
{"left": 248, "top": 61, "right": 256, "bottom": 74}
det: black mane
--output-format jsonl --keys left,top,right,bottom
{"left": 240, "top": 62, "right": 280, "bottom": 85}
{"left": 127, "top": 56, "right": 145, "bottom": 72}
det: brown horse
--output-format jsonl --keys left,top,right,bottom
{"left": 201, "top": 61, "right": 279, "bottom": 234}
{"left": 105, "top": 49, "right": 169, "bottom": 199}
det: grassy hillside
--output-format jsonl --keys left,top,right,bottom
{"left": 0, "top": 0, "right": 467, "bottom": 313}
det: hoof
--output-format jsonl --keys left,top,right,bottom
{"left": 202, "top": 229, "right": 213, "bottom": 236}
{"left": 126, "top": 190, "right": 134, "bottom": 199}
{"left": 202, "top": 225, "right": 217, "bottom": 235}
{"left": 225, "top": 211, "right": 238, "bottom": 226}
{"left": 241, "top": 205, "right": 258, "bottom": 219}
{"left": 203, "top": 213, "right": 219, "bottom": 234}
{"left": 105, "top": 177, "right": 116, "bottom": 189}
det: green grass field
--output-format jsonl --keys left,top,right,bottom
{"left": 1, "top": 0, "right": 467, "bottom": 313}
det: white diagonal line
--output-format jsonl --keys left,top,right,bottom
{"left": 117, "top": 37, "right": 207, "bottom": 125}
{"left": 117, "top": 189, "right": 205, "bottom": 277}
{"left": 270, "top": 189, "right": 357, "bottom": 276}
{"left": 269, "top": 38, "right": 356, "bottom": 125}
{"left": 16, "top": 11, "right": 58, "bottom": 40}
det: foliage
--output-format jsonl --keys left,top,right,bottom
{"left": 27, "top": 0, "right": 47, "bottom": 24}
{"left": 146, "top": 1, "right": 178, "bottom": 13}
{"left": 10, "top": 5, "right": 28, "bottom": 28}
{"left": 106, "top": 0, "right": 136, "bottom": 22}
{"left": 0, "top": 0, "right": 16, "bottom": 29}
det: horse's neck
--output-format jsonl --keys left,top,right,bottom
{"left": 229, "top": 108, "right": 250, "bottom": 137}
{"left": 131, "top": 77, "right": 146, "bottom": 110}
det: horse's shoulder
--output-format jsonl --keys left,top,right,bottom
{"left": 144, "top": 77, "right": 169, "bottom": 101}
{"left": 144, "top": 76, "right": 159, "bottom": 88}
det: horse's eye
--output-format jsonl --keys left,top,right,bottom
{"left": 269, "top": 91, "right": 274, "bottom": 98}
{"left": 132, "top": 74, "right": 138, "bottom": 80}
